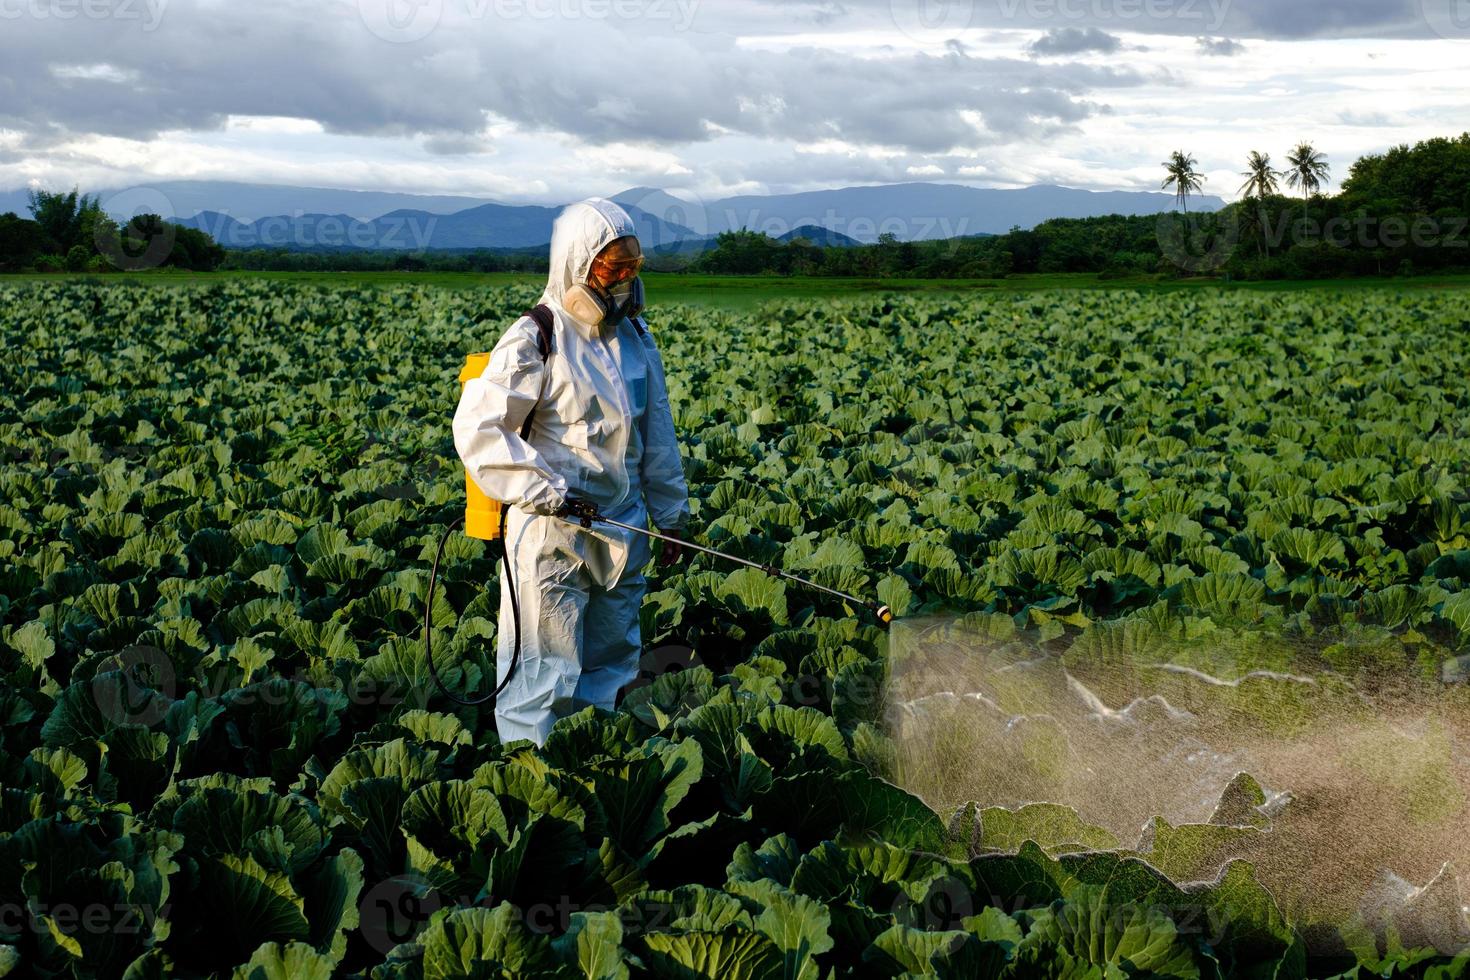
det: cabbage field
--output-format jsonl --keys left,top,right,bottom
{"left": 1, "top": 280, "right": 1468, "bottom": 978}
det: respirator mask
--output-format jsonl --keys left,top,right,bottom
{"left": 564, "top": 236, "right": 645, "bottom": 326}
{"left": 564, "top": 276, "right": 644, "bottom": 326}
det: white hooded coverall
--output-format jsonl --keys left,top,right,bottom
{"left": 451, "top": 199, "right": 691, "bottom": 745}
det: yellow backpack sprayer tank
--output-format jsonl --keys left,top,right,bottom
{"left": 458, "top": 352, "right": 503, "bottom": 541}
{"left": 454, "top": 307, "right": 558, "bottom": 542}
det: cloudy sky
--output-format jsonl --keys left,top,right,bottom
{"left": 2, "top": 0, "right": 1468, "bottom": 210}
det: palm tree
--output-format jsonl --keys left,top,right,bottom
{"left": 1238, "top": 151, "right": 1283, "bottom": 258}
{"left": 1161, "top": 151, "right": 1206, "bottom": 213}
{"left": 1285, "top": 142, "right": 1330, "bottom": 220}
{"left": 1238, "top": 151, "right": 1282, "bottom": 199}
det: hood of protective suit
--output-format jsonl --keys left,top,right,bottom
{"left": 540, "top": 198, "right": 638, "bottom": 310}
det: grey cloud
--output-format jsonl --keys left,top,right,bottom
{"left": 422, "top": 133, "right": 495, "bottom": 155}
{"left": 0, "top": 6, "right": 487, "bottom": 140}
{"left": 1028, "top": 27, "right": 1122, "bottom": 56}
{"left": 844, "top": 0, "right": 1429, "bottom": 39}
{"left": 1196, "top": 36, "right": 1246, "bottom": 55}
{"left": 0, "top": 2, "right": 1150, "bottom": 156}
{"left": 1228, "top": 0, "right": 1424, "bottom": 38}
{"left": 1337, "top": 110, "right": 1399, "bottom": 127}
{"left": 805, "top": 1, "right": 849, "bottom": 25}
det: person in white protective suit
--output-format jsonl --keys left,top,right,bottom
{"left": 451, "top": 198, "right": 690, "bottom": 745}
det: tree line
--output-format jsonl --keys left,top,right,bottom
{"left": 0, "top": 189, "right": 224, "bottom": 272}
{"left": 691, "top": 133, "right": 1470, "bottom": 281}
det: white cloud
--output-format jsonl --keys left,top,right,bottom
{"left": 49, "top": 63, "right": 140, "bottom": 84}
{"left": 225, "top": 116, "right": 327, "bottom": 135}
{"left": 794, "top": 141, "right": 909, "bottom": 159}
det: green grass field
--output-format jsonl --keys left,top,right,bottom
{"left": 4, "top": 268, "right": 1470, "bottom": 309}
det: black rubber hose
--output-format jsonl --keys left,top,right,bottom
{"left": 424, "top": 505, "right": 520, "bottom": 707}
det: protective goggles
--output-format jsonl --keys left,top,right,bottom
{"left": 588, "top": 238, "right": 644, "bottom": 289}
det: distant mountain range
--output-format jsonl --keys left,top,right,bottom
{"left": 0, "top": 181, "right": 491, "bottom": 224}
{"left": 0, "top": 179, "right": 1225, "bottom": 251}
{"left": 778, "top": 225, "right": 865, "bottom": 248}
{"left": 179, "top": 201, "right": 695, "bottom": 253}
{"left": 685, "top": 183, "right": 1224, "bottom": 243}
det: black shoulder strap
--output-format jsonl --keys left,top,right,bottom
{"left": 631, "top": 315, "right": 647, "bottom": 337}
{"left": 526, "top": 304, "right": 555, "bottom": 360}
{"left": 517, "top": 305, "right": 556, "bottom": 440}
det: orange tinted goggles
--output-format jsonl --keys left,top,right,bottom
{"left": 589, "top": 239, "right": 644, "bottom": 287}
{"left": 591, "top": 256, "right": 643, "bottom": 287}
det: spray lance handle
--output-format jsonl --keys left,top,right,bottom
{"left": 557, "top": 495, "right": 601, "bottom": 529}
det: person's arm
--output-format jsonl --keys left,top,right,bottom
{"left": 452, "top": 320, "right": 568, "bottom": 515}
{"left": 637, "top": 324, "right": 691, "bottom": 534}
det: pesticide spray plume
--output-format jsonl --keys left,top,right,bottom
{"left": 884, "top": 613, "right": 1470, "bottom": 956}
